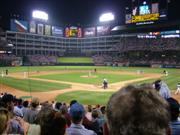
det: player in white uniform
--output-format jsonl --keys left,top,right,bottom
{"left": 165, "top": 71, "right": 168, "bottom": 76}
{"left": 175, "top": 83, "right": 180, "bottom": 95}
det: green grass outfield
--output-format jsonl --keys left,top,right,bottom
{"left": 0, "top": 66, "right": 180, "bottom": 91}
{"left": 33, "top": 72, "right": 142, "bottom": 85}
{"left": 0, "top": 66, "right": 179, "bottom": 73}
{"left": 58, "top": 57, "right": 93, "bottom": 63}
{"left": 56, "top": 91, "right": 114, "bottom": 105}
{"left": 0, "top": 77, "right": 71, "bottom": 92}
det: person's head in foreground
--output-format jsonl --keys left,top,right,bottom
{"left": 166, "top": 97, "right": 180, "bottom": 121}
{"left": 36, "top": 107, "right": 66, "bottom": 135}
{"left": 1, "top": 94, "right": 15, "bottom": 112}
{"left": 31, "top": 97, "right": 40, "bottom": 109}
{"left": 0, "top": 108, "right": 9, "bottom": 134}
{"left": 106, "top": 84, "right": 170, "bottom": 135}
{"left": 70, "top": 102, "right": 85, "bottom": 124}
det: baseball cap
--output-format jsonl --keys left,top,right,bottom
{"left": 70, "top": 103, "right": 85, "bottom": 119}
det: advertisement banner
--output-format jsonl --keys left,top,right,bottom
{"left": 65, "top": 27, "right": 70, "bottom": 37}
{"left": 131, "top": 13, "right": 159, "bottom": 23}
{"left": 77, "top": 28, "right": 82, "bottom": 38}
{"left": 37, "top": 24, "right": 44, "bottom": 35}
{"left": 97, "top": 26, "right": 110, "bottom": 36}
{"left": 45, "top": 25, "right": 51, "bottom": 35}
{"left": 152, "top": 3, "right": 159, "bottom": 14}
{"left": 84, "top": 27, "right": 96, "bottom": 37}
{"left": 52, "top": 26, "right": 63, "bottom": 36}
{"left": 125, "top": 14, "right": 132, "bottom": 24}
{"left": 10, "top": 19, "right": 28, "bottom": 32}
{"left": 29, "top": 21, "right": 36, "bottom": 33}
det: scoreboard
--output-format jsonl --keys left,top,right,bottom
{"left": 65, "top": 27, "right": 82, "bottom": 38}
{"left": 125, "top": 0, "right": 167, "bottom": 25}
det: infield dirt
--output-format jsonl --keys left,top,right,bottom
{"left": 1, "top": 70, "right": 179, "bottom": 103}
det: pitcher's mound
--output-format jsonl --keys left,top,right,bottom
{"left": 81, "top": 75, "right": 97, "bottom": 78}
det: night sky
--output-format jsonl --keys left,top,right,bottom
{"left": 0, "top": 0, "right": 180, "bottom": 27}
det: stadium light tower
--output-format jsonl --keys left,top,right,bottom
{"left": 32, "top": 10, "right": 48, "bottom": 21}
{"left": 99, "top": 12, "right": 115, "bottom": 22}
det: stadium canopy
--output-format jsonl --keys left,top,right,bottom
{"left": 32, "top": 10, "right": 48, "bottom": 21}
{"left": 99, "top": 13, "right": 115, "bottom": 22}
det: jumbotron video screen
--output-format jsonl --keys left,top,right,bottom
{"left": 125, "top": 0, "right": 168, "bottom": 25}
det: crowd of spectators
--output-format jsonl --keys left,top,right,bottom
{"left": 27, "top": 55, "right": 57, "bottom": 66}
{"left": 113, "top": 37, "right": 180, "bottom": 52}
{"left": 92, "top": 55, "right": 113, "bottom": 66}
{"left": 0, "top": 80, "right": 179, "bottom": 135}
{"left": 0, "top": 54, "right": 21, "bottom": 66}
{"left": 2, "top": 36, "right": 180, "bottom": 66}
{"left": 92, "top": 37, "right": 180, "bottom": 66}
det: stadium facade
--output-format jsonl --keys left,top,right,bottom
{"left": 6, "top": 30, "right": 123, "bottom": 57}
{"left": 1, "top": 0, "right": 180, "bottom": 67}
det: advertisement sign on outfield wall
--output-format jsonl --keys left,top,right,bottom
{"left": 84, "top": 27, "right": 96, "bottom": 37}
{"left": 52, "top": 26, "right": 63, "bottom": 37}
{"left": 37, "top": 24, "right": 44, "bottom": 35}
{"left": 65, "top": 27, "right": 70, "bottom": 37}
{"left": 29, "top": 21, "right": 36, "bottom": 33}
{"left": 10, "top": 19, "right": 28, "bottom": 32}
{"left": 45, "top": 25, "right": 51, "bottom": 35}
{"left": 97, "top": 26, "right": 111, "bottom": 36}
{"left": 77, "top": 28, "right": 82, "bottom": 38}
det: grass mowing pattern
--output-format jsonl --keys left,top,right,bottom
{"left": 0, "top": 77, "right": 71, "bottom": 92}
{"left": 0, "top": 66, "right": 116, "bottom": 73}
{"left": 34, "top": 72, "right": 142, "bottom": 85}
{"left": 56, "top": 91, "right": 114, "bottom": 105}
{"left": 1, "top": 66, "right": 180, "bottom": 74}
{"left": 58, "top": 57, "right": 93, "bottom": 63}
{"left": 1, "top": 66, "right": 180, "bottom": 90}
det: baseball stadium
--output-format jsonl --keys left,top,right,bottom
{"left": 0, "top": 0, "right": 180, "bottom": 134}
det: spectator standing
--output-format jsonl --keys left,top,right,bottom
{"left": 154, "top": 80, "right": 171, "bottom": 99}
{"left": 36, "top": 107, "right": 66, "bottom": 135}
{"left": 91, "top": 109, "right": 102, "bottom": 135}
{"left": 0, "top": 94, "right": 26, "bottom": 134}
{"left": 13, "top": 99, "right": 23, "bottom": 118}
{"left": 61, "top": 104, "right": 71, "bottom": 127}
{"left": 0, "top": 108, "right": 9, "bottom": 134}
{"left": 85, "top": 105, "right": 92, "bottom": 121}
{"left": 24, "top": 97, "right": 40, "bottom": 124}
{"left": 21, "top": 100, "right": 29, "bottom": 117}
{"left": 66, "top": 102, "right": 96, "bottom": 135}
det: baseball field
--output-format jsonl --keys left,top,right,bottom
{"left": 0, "top": 66, "right": 180, "bottom": 105}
